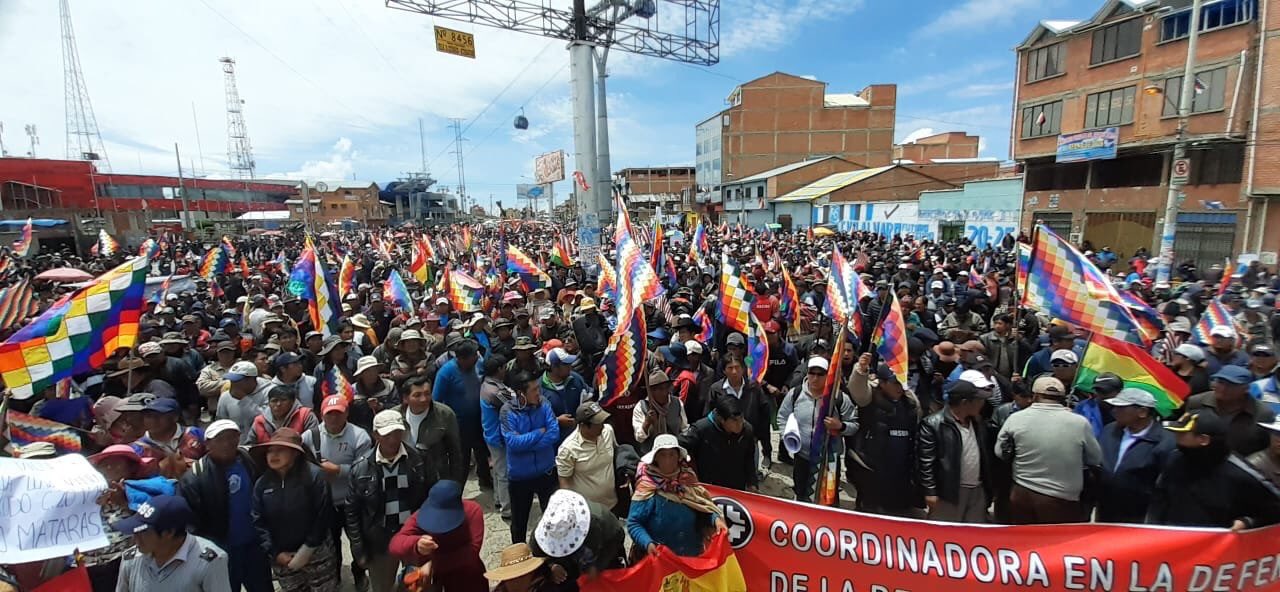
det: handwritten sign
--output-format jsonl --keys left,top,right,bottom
{"left": 434, "top": 26, "right": 476, "bottom": 59}
{"left": 0, "top": 455, "right": 110, "bottom": 562}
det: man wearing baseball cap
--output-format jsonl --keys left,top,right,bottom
{"left": 994, "top": 376, "right": 1102, "bottom": 524}
{"left": 179, "top": 419, "right": 271, "bottom": 592}
{"left": 555, "top": 401, "right": 618, "bottom": 509}
{"left": 918, "top": 378, "right": 994, "bottom": 523}
{"left": 345, "top": 409, "right": 431, "bottom": 592}
{"left": 114, "top": 495, "right": 231, "bottom": 591}
{"left": 1185, "top": 365, "right": 1277, "bottom": 456}
{"left": 1204, "top": 324, "right": 1249, "bottom": 375}
{"left": 216, "top": 361, "right": 269, "bottom": 446}
{"left": 305, "top": 394, "right": 373, "bottom": 588}
{"left": 1095, "top": 388, "right": 1176, "bottom": 524}
{"left": 1148, "top": 410, "right": 1280, "bottom": 530}
{"left": 1170, "top": 343, "right": 1211, "bottom": 394}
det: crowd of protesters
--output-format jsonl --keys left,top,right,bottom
{"left": 2, "top": 219, "right": 1280, "bottom": 592}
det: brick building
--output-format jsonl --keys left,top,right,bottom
{"left": 893, "top": 132, "right": 981, "bottom": 162}
{"left": 695, "top": 72, "right": 898, "bottom": 219}
{"left": 1014, "top": 0, "right": 1280, "bottom": 268}
{"left": 287, "top": 181, "right": 388, "bottom": 227}
{"left": 614, "top": 166, "right": 695, "bottom": 221}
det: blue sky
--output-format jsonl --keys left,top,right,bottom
{"left": 0, "top": 0, "right": 1100, "bottom": 212}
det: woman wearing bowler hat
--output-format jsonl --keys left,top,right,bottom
{"left": 250, "top": 428, "right": 336, "bottom": 591}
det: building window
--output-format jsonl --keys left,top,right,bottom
{"left": 1160, "top": 0, "right": 1254, "bottom": 42}
{"left": 1162, "top": 66, "right": 1228, "bottom": 115}
{"left": 1084, "top": 86, "right": 1136, "bottom": 128}
{"left": 1025, "top": 43, "right": 1065, "bottom": 82}
{"left": 1020, "top": 100, "right": 1063, "bottom": 138}
{"left": 1090, "top": 19, "right": 1142, "bottom": 65}
{"left": 1189, "top": 144, "right": 1245, "bottom": 185}
{"left": 756, "top": 186, "right": 764, "bottom": 198}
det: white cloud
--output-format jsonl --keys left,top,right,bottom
{"left": 720, "top": 0, "right": 865, "bottom": 57}
{"left": 916, "top": 0, "right": 1055, "bottom": 38}
{"left": 949, "top": 81, "right": 1016, "bottom": 99}
{"left": 897, "top": 127, "right": 936, "bottom": 145}
{"left": 899, "top": 60, "right": 1008, "bottom": 97}
{"left": 270, "top": 137, "right": 357, "bottom": 181}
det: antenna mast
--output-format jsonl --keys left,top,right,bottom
{"left": 60, "top": 0, "right": 110, "bottom": 170}
{"left": 451, "top": 118, "right": 467, "bottom": 213}
{"left": 220, "top": 57, "right": 257, "bottom": 179}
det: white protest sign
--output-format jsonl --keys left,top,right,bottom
{"left": 0, "top": 454, "right": 110, "bottom": 563}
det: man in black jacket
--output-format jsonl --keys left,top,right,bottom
{"left": 680, "top": 396, "right": 759, "bottom": 491}
{"left": 178, "top": 419, "right": 272, "bottom": 592}
{"left": 1147, "top": 410, "right": 1280, "bottom": 530}
{"left": 1096, "top": 388, "right": 1176, "bottom": 523}
{"left": 345, "top": 410, "right": 431, "bottom": 592}
{"left": 917, "top": 379, "right": 994, "bottom": 523}
{"left": 572, "top": 298, "right": 608, "bottom": 369}
{"left": 703, "top": 354, "right": 772, "bottom": 472}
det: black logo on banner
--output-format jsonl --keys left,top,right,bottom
{"left": 713, "top": 496, "right": 753, "bottom": 549}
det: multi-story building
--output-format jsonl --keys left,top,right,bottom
{"left": 1014, "top": 0, "right": 1280, "bottom": 268}
{"left": 287, "top": 181, "right": 388, "bottom": 227}
{"left": 0, "top": 157, "right": 292, "bottom": 249}
{"left": 695, "top": 72, "right": 898, "bottom": 219}
{"left": 614, "top": 166, "right": 696, "bottom": 221}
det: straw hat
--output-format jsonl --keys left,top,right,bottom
{"left": 484, "top": 543, "right": 545, "bottom": 582}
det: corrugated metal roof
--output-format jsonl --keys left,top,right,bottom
{"left": 727, "top": 157, "right": 843, "bottom": 185}
{"left": 772, "top": 166, "right": 895, "bottom": 202}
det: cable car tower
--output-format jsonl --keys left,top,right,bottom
{"left": 385, "top": 0, "right": 719, "bottom": 234}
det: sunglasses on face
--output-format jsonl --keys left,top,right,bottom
{"left": 807, "top": 370, "right": 826, "bottom": 376}
{"left": 1051, "top": 361, "right": 1077, "bottom": 368}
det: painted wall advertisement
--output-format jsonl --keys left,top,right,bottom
{"left": 919, "top": 209, "right": 1020, "bottom": 248}
{"left": 834, "top": 201, "right": 937, "bottom": 240}
{"left": 1056, "top": 127, "right": 1119, "bottom": 163}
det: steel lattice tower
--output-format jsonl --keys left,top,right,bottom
{"left": 60, "top": 0, "right": 109, "bottom": 170}
{"left": 220, "top": 57, "right": 257, "bottom": 179}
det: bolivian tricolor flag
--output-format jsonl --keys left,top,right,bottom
{"left": 580, "top": 532, "right": 745, "bottom": 592}
{"left": 1075, "top": 332, "right": 1190, "bottom": 417}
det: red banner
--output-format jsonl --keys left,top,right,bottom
{"left": 703, "top": 486, "right": 1280, "bottom": 592}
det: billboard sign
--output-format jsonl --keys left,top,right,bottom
{"left": 534, "top": 150, "right": 566, "bottom": 184}
{"left": 1055, "top": 127, "right": 1119, "bottom": 163}
{"left": 516, "top": 184, "right": 545, "bottom": 200}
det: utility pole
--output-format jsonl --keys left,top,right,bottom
{"left": 1155, "top": 0, "right": 1203, "bottom": 287}
{"left": 451, "top": 118, "right": 468, "bottom": 214}
{"left": 0, "top": 122, "right": 8, "bottom": 157}
{"left": 24, "top": 125, "right": 38, "bottom": 157}
{"left": 419, "top": 118, "right": 429, "bottom": 174}
{"left": 174, "top": 143, "right": 191, "bottom": 230}
{"left": 300, "top": 182, "right": 312, "bottom": 233}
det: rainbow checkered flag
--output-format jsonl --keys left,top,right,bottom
{"left": 745, "top": 315, "right": 769, "bottom": 384}
{"left": 612, "top": 192, "right": 663, "bottom": 322}
{"left": 596, "top": 307, "right": 647, "bottom": 406}
{"left": 871, "top": 292, "right": 909, "bottom": 385}
{"left": 716, "top": 252, "right": 753, "bottom": 334}
{"left": 1022, "top": 224, "right": 1147, "bottom": 344}
{"left": 0, "top": 256, "right": 148, "bottom": 400}
{"left": 809, "top": 327, "right": 849, "bottom": 506}
{"left": 5, "top": 409, "right": 82, "bottom": 454}
{"left": 1193, "top": 298, "right": 1244, "bottom": 346}
{"left": 824, "top": 245, "right": 865, "bottom": 337}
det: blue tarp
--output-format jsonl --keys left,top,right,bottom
{"left": 0, "top": 219, "right": 67, "bottom": 228}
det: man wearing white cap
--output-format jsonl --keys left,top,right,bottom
{"left": 777, "top": 356, "right": 857, "bottom": 504}
{"left": 1170, "top": 343, "right": 1211, "bottom": 394}
{"left": 1095, "top": 388, "right": 1175, "bottom": 524}
{"left": 1205, "top": 324, "right": 1249, "bottom": 375}
{"left": 995, "top": 376, "right": 1101, "bottom": 524}
{"left": 180, "top": 419, "right": 271, "bottom": 592}
{"left": 345, "top": 410, "right": 431, "bottom": 592}
{"left": 215, "top": 361, "right": 270, "bottom": 446}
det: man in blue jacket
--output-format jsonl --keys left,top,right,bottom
{"left": 500, "top": 369, "right": 560, "bottom": 544}
{"left": 1096, "top": 388, "right": 1175, "bottom": 523}
{"left": 540, "top": 347, "right": 593, "bottom": 442}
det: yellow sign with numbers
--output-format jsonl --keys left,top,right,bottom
{"left": 434, "top": 26, "right": 475, "bottom": 59}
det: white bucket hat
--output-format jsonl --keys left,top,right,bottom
{"left": 640, "top": 433, "right": 689, "bottom": 465}
{"left": 533, "top": 489, "right": 591, "bottom": 558}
